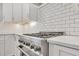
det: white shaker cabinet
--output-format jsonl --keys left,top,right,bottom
{"left": 49, "top": 44, "right": 79, "bottom": 56}
{"left": 3, "top": 3, "right": 12, "bottom": 23}
{"left": 0, "top": 34, "right": 20, "bottom": 56}
{"left": 29, "top": 4, "right": 38, "bottom": 21}
{"left": 48, "top": 36, "right": 79, "bottom": 56}
{"left": 3, "top": 3, "right": 23, "bottom": 24}
{"left": 0, "top": 35, "right": 4, "bottom": 56}
{"left": 23, "top": 3, "right": 29, "bottom": 22}
{"left": 13, "top": 3, "right": 22, "bottom": 23}
{"left": 4, "top": 35, "right": 16, "bottom": 56}
{"left": 0, "top": 3, "right": 3, "bottom": 22}
{"left": 1, "top": 3, "right": 38, "bottom": 23}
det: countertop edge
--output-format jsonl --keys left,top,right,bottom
{"left": 47, "top": 36, "right": 79, "bottom": 50}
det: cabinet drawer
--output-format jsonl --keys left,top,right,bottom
{"left": 49, "top": 44, "right": 79, "bottom": 56}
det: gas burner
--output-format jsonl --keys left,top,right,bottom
{"left": 23, "top": 32, "right": 64, "bottom": 38}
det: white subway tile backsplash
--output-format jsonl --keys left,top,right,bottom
{"left": 38, "top": 3, "right": 79, "bottom": 35}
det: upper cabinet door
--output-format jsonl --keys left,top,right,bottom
{"left": 3, "top": 3, "right": 12, "bottom": 23}
{"left": 29, "top": 4, "right": 38, "bottom": 21}
{"left": 13, "top": 3, "right": 22, "bottom": 23}
{"left": 23, "top": 3, "right": 29, "bottom": 22}
{"left": 0, "top": 3, "right": 3, "bottom": 22}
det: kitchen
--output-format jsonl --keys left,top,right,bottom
{"left": 0, "top": 3, "right": 79, "bottom": 56}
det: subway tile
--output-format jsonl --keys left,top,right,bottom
{"left": 39, "top": 3, "right": 79, "bottom": 35}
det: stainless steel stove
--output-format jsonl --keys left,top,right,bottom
{"left": 18, "top": 32, "right": 64, "bottom": 56}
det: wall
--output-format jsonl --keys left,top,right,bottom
{"left": 38, "top": 3, "right": 79, "bottom": 35}
{"left": 23, "top": 22, "right": 42, "bottom": 34}
{"left": 0, "top": 23, "right": 23, "bottom": 34}
{"left": 0, "top": 22, "right": 42, "bottom": 34}
{"left": 1, "top": 3, "right": 79, "bottom": 35}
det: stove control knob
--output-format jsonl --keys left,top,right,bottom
{"left": 18, "top": 40, "right": 23, "bottom": 43}
{"left": 26, "top": 42, "right": 30, "bottom": 46}
{"left": 34, "top": 46, "right": 41, "bottom": 51}
{"left": 18, "top": 45, "right": 23, "bottom": 48}
{"left": 30, "top": 45, "right": 34, "bottom": 49}
{"left": 18, "top": 40, "right": 20, "bottom": 42}
{"left": 23, "top": 42, "right": 25, "bottom": 44}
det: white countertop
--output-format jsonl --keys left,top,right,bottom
{"left": 47, "top": 36, "right": 79, "bottom": 50}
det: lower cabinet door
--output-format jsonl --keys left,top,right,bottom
{"left": 4, "top": 35, "right": 16, "bottom": 56}
{"left": 0, "top": 35, "right": 4, "bottom": 56}
{"left": 49, "top": 44, "right": 79, "bottom": 56}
